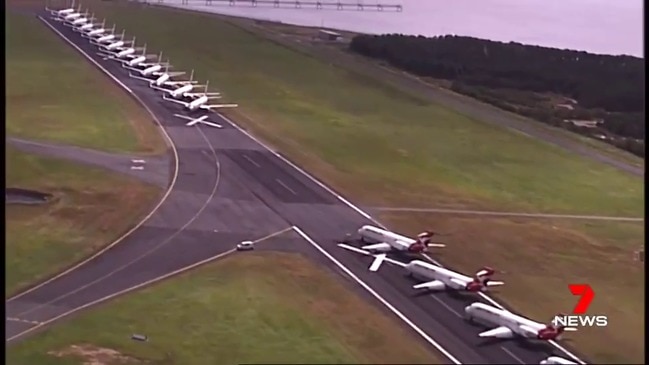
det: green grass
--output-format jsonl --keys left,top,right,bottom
{"left": 84, "top": 2, "right": 641, "bottom": 217}
{"left": 6, "top": 253, "right": 440, "bottom": 365}
{"left": 6, "top": 146, "right": 162, "bottom": 296}
{"left": 6, "top": 12, "right": 166, "bottom": 154}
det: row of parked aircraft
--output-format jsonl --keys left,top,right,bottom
{"left": 47, "top": 4, "right": 238, "bottom": 125}
{"left": 46, "top": 5, "right": 579, "bottom": 365}
{"left": 339, "top": 225, "right": 580, "bottom": 365}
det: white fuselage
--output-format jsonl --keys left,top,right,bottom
{"left": 358, "top": 225, "right": 416, "bottom": 252}
{"left": 188, "top": 96, "right": 209, "bottom": 111}
{"left": 128, "top": 55, "right": 147, "bottom": 67}
{"left": 87, "top": 28, "right": 106, "bottom": 37}
{"left": 465, "top": 302, "right": 544, "bottom": 336}
{"left": 77, "top": 23, "right": 94, "bottom": 31}
{"left": 105, "top": 41, "right": 124, "bottom": 51}
{"left": 71, "top": 17, "right": 89, "bottom": 25}
{"left": 55, "top": 8, "right": 75, "bottom": 16}
{"left": 170, "top": 84, "right": 194, "bottom": 98}
{"left": 96, "top": 34, "right": 116, "bottom": 43}
{"left": 406, "top": 260, "right": 473, "bottom": 289}
{"left": 64, "top": 12, "right": 82, "bottom": 21}
{"left": 142, "top": 64, "right": 162, "bottom": 76}
{"left": 115, "top": 48, "right": 135, "bottom": 58}
{"left": 154, "top": 73, "right": 170, "bottom": 86}
{"left": 540, "top": 357, "right": 578, "bottom": 365}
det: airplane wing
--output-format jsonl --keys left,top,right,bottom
{"left": 200, "top": 103, "right": 238, "bottom": 110}
{"left": 413, "top": 280, "right": 446, "bottom": 291}
{"left": 486, "top": 281, "right": 505, "bottom": 287}
{"left": 360, "top": 242, "right": 392, "bottom": 252}
{"left": 478, "top": 326, "right": 515, "bottom": 339}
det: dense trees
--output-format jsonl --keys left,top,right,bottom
{"left": 349, "top": 34, "right": 645, "bottom": 157}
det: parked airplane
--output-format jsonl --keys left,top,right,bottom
{"left": 98, "top": 36, "right": 136, "bottom": 52}
{"left": 355, "top": 225, "right": 446, "bottom": 254}
{"left": 162, "top": 92, "right": 238, "bottom": 112}
{"left": 90, "top": 29, "right": 126, "bottom": 46}
{"left": 47, "top": 5, "right": 78, "bottom": 17}
{"left": 131, "top": 64, "right": 191, "bottom": 87}
{"left": 60, "top": 8, "right": 86, "bottom": 22}
{"left": 406, "top": 260, "right": 504, "bottom": 292}
{"left": 540, "top": 357, "right": 578, "bottom": 365}
{"left": 174, "top": 114, "right": 223, "bottom": 128}
{"left": 464, "top": 302, "right": 576, "bottom": 341}
{"left": 114, "top": 46, "right": 161, "bottom": 68}
{"left": 125, "top": 57, "right": 171, "bottom": 78}
{"left": 73, "top": 18, "right": 103, "bottom": 33}
{"left": 66, "top": 12, "right": 94, "bottom": 27}
{"left": 83, "top": 23, "right": 115, "bottom": 38}
{"left": 153, "top": 77, "right": 220, "bottom": 99}
{"left": 97, "top": 37, "right": 139, "bottom": 60}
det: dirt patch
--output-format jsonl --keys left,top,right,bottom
{"left": 48, "top": 344, "right": 142, "bottom": 365}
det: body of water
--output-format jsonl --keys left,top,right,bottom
{"left": 159, "top": 0, "right": 643, "bottom": 57}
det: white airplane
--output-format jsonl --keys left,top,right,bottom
{"left": 162, "top": 92, "right": 238, "bottom": 112}
{"left": 47, "top": 5, "right": 78, "bottom": 18}
{"left": 126, "top": 57, "right": 172, "bottom": 79}
{"left": 65, "top": 11, "right": 94, "bottom": 27}
{"left": 464, "top": 302, "right": 576, "bottom": 341}
{"left": 113, "top": 46, "right": 162, "bottom": 68}
{"left": 406, "top": 260, "right": 504, "bottom": 292}
{"left": 540, "top": 357, "right": 578, "bottom": 365}
{"left": 91, "top": 29, "right": 126, "bottom": 46}
{"left": 99, "top": 36, "right": 136, "bottom": 52}
{"left": 153, "top": 77, "right": 221, "bottom": 99}
{"left": 97, "top": 37, "right": 141, "bottom": 60}
{"left": 73, "top": 18, "right": 103, "bottom": 33}
{"left": 60, "top": 8, "right": 87, "bottom": 22}
{"left": 83, "top": 23, "right": 115, "bottom": 38}
{"left": 173, "top": 114, "right": 223, "bottom": 128}
{"left": 131, "top": 64, "right": 192, "bottom": 87}
{"left": 355, "top": 225, "right": 446, "bottom": 254}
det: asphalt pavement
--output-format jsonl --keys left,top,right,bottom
{"left": 6, "top": 12, "right": 583, "bottom": 365}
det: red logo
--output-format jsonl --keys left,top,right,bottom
{"left": 569, "top": 284, "right": 595, "bottom": 314}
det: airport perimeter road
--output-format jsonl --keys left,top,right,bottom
{"left": 6, "top": 13, "right": 582, "bottom": 365}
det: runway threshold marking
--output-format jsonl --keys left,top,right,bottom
{"left": 293, "top": 226, "right": 463, "bottom": 364}
{"left": 6, "top": 226, "right": 295, "bottom": 343}
{"left": 7, "top": 16, "right": 181, "bottom": 304}
{"left": 217, "top": 112, "right": 588, "bottom": 365}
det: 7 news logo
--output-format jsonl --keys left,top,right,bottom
{"left": 552, "top": 284, "right": 608, "bottom": 328}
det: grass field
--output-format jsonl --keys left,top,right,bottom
{"left": 6, "top": 11, "right": 167, "bottom": 155}
{"left": 6, "top": 6, "right": 165, "bottom": 296}
{"left": 27, "top": 1, "right": 644, "bottom": 363}
{"left": 6, "top": 253, "right": 439, "bottom": 365}
{"left": 6, "top": 146, "right": 162, "bottom": 296}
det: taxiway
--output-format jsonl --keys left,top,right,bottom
{"left": 5, "top": 12, "right": 584, "bottom": 365}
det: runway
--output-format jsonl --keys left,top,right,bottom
{"left": 6, "top": 12, "right": 584, "bottom": 365}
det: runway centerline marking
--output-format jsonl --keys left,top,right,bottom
{"left": 429, "top": 294, "right": 462, "bottom": 318}
{"left": 7, "top": 317, "right": 42, "bottom": 325}
{"left": 7, "top": 226, "right": 295, "bottom": 343}
{"left": 501, "top": 346, "right": 526, "bottom": 364}
{"left": 275, "top": 178, "right": 297, "bottom": 195}
{"left": 7, "top": 16, "right": 181, "bottom": 305}
{"left": 242, "top": 154, "right": 260, "bottom": 167}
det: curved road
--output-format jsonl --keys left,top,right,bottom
{"left": 6, "top": 13, "right": 586, "bottom": 365}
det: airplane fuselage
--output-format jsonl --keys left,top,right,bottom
{"left": 71, "top": 17, "right": 89, "bottom": 25}
{"left": 142, "top": 64, "right": 162, "bottom": 76}
{"left": 171, "top": 84, "right": 194, "bottom": 98}
{"left": 116, "top": 48, "right": 135, "bottom": 58}
{"left": 96, "top": 34, "right": 116, "bottom": 43}
{"left": 154, "top": 73, "right": 170, "bottom": 86}
{"left": 127, "top": 55, "right": 147, "bottom": 67}
{"left": 55, "top": 8, "right": 75, "bottom": 16}
{"left": 87, "top": 28, "right": 106, "bottom": 37}
{"left": 77, "top": 23, "right": 94, "bottom": 31}
{"left": 540, "top": 357, "right": 578, "bottom": 365}
{"left": 358, "top": 225, "right": 420, "bottom": 252}
{"left": 188, "top": 95, "right": 209, "bottom": 111}
{"left": 465, "top": 302, "right": 545, "bottom": 338}
{"left": 64, "top": 12, "right": 82, "bottom": 21}
{"left": 406, "top": 260, "right": 473, "bottom": 287}
{"left": 105, "top": 41, "right": 124, "bottom": 51}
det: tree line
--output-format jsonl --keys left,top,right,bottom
{"left": 349, "top": 34, "right": 644, "bottom": 157}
